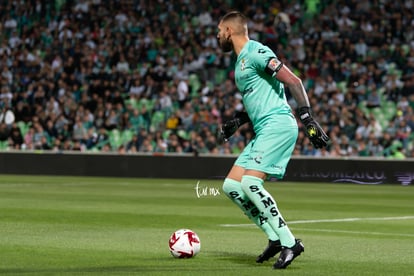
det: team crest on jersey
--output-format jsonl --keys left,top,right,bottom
{"left": 241, "top": 58, "right": 246, "bottom": 71}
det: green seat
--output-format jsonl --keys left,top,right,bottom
{"left": 146, "top": 98, "right": 156, "bottom": 112}
{"left": 163, "top": 129, "right": 172, "bottom": 140}
{"left": 214, "top": 69, "right": 227, "bottom": 85}
{"left": 188, "top": 74, "right": 201, "bottom": 97}
{"left": 376, "top": 87, "right": 387, "bottom": 104}
{"left": 138, "top": 98, "right": 150, "bottom": 110}
{"left": 121, "top": 129, "right": 135, "bottom": 144}
{"left": 87, "top": 146, "right": 100, "bottom": 152}
{"left": 337, "top": 81, "right": 347, "bottom": 94}
{"left": 150, "top": 111, "right": 165, "bottom": 132}
{"left": 370, "top": 107, "right": 382, "bottom": 117}
{"left": 0, "top": 140, "right": 8, "bottom": 150}
{"left": 377, "top": 115, "right": 388, "bottom": 129}
{"left": 125, "top": 98, "right": 139, "bottom": 110}
{"left": 382, "top": 101, "right": 397, "bottom": 120}
{"left": 17, "top": 121, "right": 30, "bottom": 137}
{"left": 109, "top": 129, "right": 122, "bottom": 149}
{"left": 400, "top": 44, "right": 410, "bottom": 56}
{"left": 95, "top": 140, "right": 109, "bottom": 150}
{"left": 357, "top": 101, "right": 369, "bottom": 117}
{"left": 0, "top": 140, "right": 9, "bottom": 150}
{"left": 137, "top": 98, "right": 156, "bottom": 113}
{"left": 177, "top": 129, "right": 190, "bottom": 140}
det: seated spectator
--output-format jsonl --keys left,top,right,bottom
{"left": 365, "top": 90, "right": 381, "bottom": 109}
{"left": 9, "top": 123, "right": 23, "bottom": 149}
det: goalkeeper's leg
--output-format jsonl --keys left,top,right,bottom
{"left": 223, "top": 178, "right": 282, "bottom": 262}
{"left": 223, "top": 178, "right": 279, "bottom": 240}
{"left": 240, "top": 175, "right": 296, "bottom": 248}
{"left": 241, "top": 174, "right": 304, "bottom": 269}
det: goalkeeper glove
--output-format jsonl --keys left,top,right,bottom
{"left": 298, "top": 107, "right": 330, "bottom": 149}
{"left": 218, "top": 111, "right": 250, "bottom": 143}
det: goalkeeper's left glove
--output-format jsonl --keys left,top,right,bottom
{"left": 218, "top": 111, "right": 250, "bottom": 143}
{"left": 298, "top": 106, "right": 330, "bottom": 149}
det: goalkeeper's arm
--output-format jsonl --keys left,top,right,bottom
{"left": 265, "top": 57, "right": 330, "bottom": 148}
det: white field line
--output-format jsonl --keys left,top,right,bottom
{"left": 219, "top": 216, "right": 414, "bottom": 228}
{"left": 219, "top": 216, "right": 414, "bottom": 238}
{"left": 289, "top": 227, "right": 414, "bottom": 237}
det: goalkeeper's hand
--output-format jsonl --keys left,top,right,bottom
{"left": 298, "top": 107, "right": 330, "bottom": 149}
{"left": 218, "top": 112, "right": 250, "bottom": 143}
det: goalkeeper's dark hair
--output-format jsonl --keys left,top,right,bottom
{"left": 221, "top": 11, "right": 248, "bottom": 24}
{"left": 220, "top": 11, "right": 248, "bottom": 35}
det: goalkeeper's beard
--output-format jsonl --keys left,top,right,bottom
{"left": 219, "top": 36, "right": 233, "bottom": 53}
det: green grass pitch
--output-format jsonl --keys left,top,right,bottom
{"left": 0, "top": 175, "right": 413, "bottom": 275}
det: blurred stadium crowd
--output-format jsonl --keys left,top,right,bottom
{"left": 0, "top": 0, "right": 413, "bottom": 158}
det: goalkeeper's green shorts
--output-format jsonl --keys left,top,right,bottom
{"left": 234, "top": 114, "right": 298, "bottom": 179}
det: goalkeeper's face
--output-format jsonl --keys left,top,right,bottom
{"left": 217, "top": 22, "right": 233, "bottom": 53}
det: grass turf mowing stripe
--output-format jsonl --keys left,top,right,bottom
{"left": 0, "top": 175, "right": 413, "bottom": 275}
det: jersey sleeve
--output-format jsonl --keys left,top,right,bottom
{"left": 251, "top": 45, "right": 283, "bottom": 77}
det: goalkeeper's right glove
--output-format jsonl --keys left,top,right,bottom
{"left": 218, "top": 111, "right": 250, "bottom": 143}
{"left": 298, "top": 107, "right": 330, "bottom": 149}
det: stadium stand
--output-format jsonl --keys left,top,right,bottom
{"left": 0, "top": 0, "right": 412, "bottom": 158}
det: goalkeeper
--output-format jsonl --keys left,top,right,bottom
{"left": 217, "top": 11, "right": 329, "bottom": 269}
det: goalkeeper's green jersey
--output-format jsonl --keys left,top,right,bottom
{"left": 234, "top": 40, "right": 294, "bottom": 133}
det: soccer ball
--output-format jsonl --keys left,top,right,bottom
{"left": 168, "top": 229, "right": 201, "bottom": 258}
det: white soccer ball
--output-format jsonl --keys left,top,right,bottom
{"left": 168, "top": 229, "right": 201, "bottom": 258}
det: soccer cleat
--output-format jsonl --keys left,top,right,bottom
{"left": 272, "top": 239, "right": 304, "bottom": 269}
{"left": 256, "top": 240, "right": 282, "bottom": 263}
